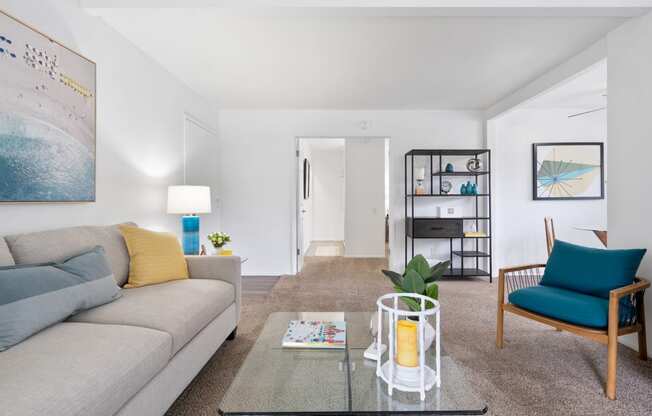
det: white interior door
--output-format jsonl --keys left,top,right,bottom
{"left": 344, "top": 138, "right": 386, "bottom": 257}
{"left": 296, "top": 140, "right": 305, "bottom": 271}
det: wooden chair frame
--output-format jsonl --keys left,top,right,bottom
{"left": 496, "top": 264, "right": 649, "bottom": 400}
{"left": 544, "top": 217, "right": 556, "bottom": 256}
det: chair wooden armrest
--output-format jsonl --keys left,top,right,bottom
{"left": 606, "top": 277, "right": 649, "bottom": 399}
{"left": 496, "top": 263, "right": 547, "bottom": 349}
{"left": 609, "top": 277, "right": 650, "bottom": 300}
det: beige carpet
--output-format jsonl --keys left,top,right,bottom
{"left": 166, "top": 256, "right": 652, "bottom": 416}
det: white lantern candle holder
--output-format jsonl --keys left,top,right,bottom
{"left": 376, "top": 293, "right": 441, "bottom": 401}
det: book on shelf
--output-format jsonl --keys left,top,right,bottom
{"left": 464, "top": 231, "right": 487, "bottom": 237}
{"left": 282, "top": 320, "right": 346, "bottom": 349}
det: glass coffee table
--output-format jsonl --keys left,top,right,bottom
{"left": 219, "top": 312, "right": 487, "bottom": 415}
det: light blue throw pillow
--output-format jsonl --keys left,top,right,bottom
{"left": 0, "top": 246, "right": 121, "bottom": 350}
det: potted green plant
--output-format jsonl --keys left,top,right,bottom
{"left": 380, "top": 255, "right": 450, "bottom": 350}
{"left": 207, "top": 232, "right": 231, "bottom": 254}
{"left": 382, "top": 255, "right": 449, "bottom": 310}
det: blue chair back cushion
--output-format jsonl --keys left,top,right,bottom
{"left": 508, "top": 286, "right": 635, "bottom": 329}
{"left": 541, "top": 240, "right": 646, "bottom": 299}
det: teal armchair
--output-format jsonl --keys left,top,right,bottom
{"left": 496, "top": 240, "right": 649, "bottom": 400}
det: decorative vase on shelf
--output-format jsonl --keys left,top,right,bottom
{"left": 445, "top": 163, "right": 454, "bottom": 173}
{"left": 471, "top": 183, "right": 478, "bottom": 195}
{"left": 460, "top": 183, "right": 468, "bottom": 195}
{"left": 466, "top": 157, "right": 483, "bottom": 172}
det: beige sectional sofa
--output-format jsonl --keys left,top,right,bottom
{"left": 0, "top": 224, "right": 241, "bottom": 416}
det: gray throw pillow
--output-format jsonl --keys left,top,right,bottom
{"left": 0, "top": 246, "right": 122, "bottom": 350}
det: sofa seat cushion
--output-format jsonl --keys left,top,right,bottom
{"left": 68, "top": 279, "right": 235, "bottom": 354}
{"left": 509, "top": 285, "right": 612, "bottom": 329}
{"left": 0, "top": 322, "right": 172, "bottom": 416}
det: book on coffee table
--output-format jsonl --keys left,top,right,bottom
{"left": 282, "top": 320, "right": 346, "bottom": 349}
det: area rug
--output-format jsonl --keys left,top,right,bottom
{"left": 166, "top": 256, "right": 652, "bottom": 416}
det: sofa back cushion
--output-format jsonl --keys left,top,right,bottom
{"left": 541, "top": 240, "right": 646, "bottom": 298}
{"left": 0, "top": 246, "right": 122, "bottom": 350}
{"left": 4, "top": 223, "right": 134, "bottom": 286}
{"left": 0, "top": 239, "right": 14, "bottom": 267}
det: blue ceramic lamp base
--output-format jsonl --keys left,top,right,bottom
{"left": 182, "top": 215, "right": 200, "bottom": 255}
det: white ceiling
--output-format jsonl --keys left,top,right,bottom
{"left": 524, "top": 59, "right": 607, "bottom": 109}
{"left": 93, "top": 7, "right": 630, "bottom": 109}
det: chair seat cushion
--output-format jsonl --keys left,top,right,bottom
{"left": 68, "top": 278, "right": 235, "bottom": 354}
{"left": 0, "top": 322, "right": 172, "bottom": 416}
{"left": 541, "top": 240, "right": 646, "bottom": 299}
{"left": 509, "top": 285, "right": 611, "bottom": 328}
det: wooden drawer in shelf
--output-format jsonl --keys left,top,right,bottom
{"left": 407, "top": 218, "right": 463, "bottom": 238}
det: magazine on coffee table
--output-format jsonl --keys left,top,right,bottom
{"left": 282, "top": 320, "right": 346, "bottom": 349}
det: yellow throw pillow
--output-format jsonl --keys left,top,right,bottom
{"left": 119, "top": 226, "right": 189, "bottom": 288}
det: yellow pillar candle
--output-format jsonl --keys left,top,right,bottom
{"left": 396, "top": 319, "right": 418, "bottom": 367}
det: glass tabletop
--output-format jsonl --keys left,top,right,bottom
{"left": 219, "top": 312, "right": 487, "bottom": 415}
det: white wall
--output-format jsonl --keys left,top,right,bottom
{"left": 607, "top": 10, "right": 652, "bottom": 355}
{"left": 493, "top": 109, "right": 608, "bottom": 274}
{"left": 218, "top": 110, "right": 483, "bottom": 275}
{"left": 345, "top": 138, "right": 386, "bottom": 257}
{"left": 184, "top": 116, "right": 221, "bottom": 248}
{"left": 310, "top": 143, "right": 345, "bottom": 242}
{"left": 0, "top": 0, "right": 217, "bottom": 239}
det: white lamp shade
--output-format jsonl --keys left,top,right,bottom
{"left": 167, "top": 186, "right": 211, "bottom": 214}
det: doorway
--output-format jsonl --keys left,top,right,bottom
{"left": 296, "top": 137, "right": 389, "bottom": 273}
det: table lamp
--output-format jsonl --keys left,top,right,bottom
{"left": 167, "top": 185, "right": 211, "bottom": 255}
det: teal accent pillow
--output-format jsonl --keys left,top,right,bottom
{"left": 0, "top": 246, "right": 121, "bottom": 351}
{"left": 541, "top": 240, "right": 646, "bottom": 299}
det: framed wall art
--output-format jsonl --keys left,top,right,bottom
{"left": 0, "top": 10, "right": 96, "bottom": 202}
{"left": 532, "top": 142, "right": 604, "bottom": 200}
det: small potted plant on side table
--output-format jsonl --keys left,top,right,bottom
{"left": 207, "top": 232, "right": 232, "bottom": 256}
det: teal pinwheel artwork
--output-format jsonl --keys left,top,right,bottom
{"left": 533, "top": 143, "right": 604, "bottom": 200}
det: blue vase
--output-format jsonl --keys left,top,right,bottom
{"left": 182, "top": 215, "right": 200, "bottom": 255}
{"left": 445, "top": 163, "right": 454, "bottom": 173}
{"left": 471, "top": 183, "right": 478, "bottom": 195}
{"left": 460, "top": 184, "right": 468, "bottom": 195}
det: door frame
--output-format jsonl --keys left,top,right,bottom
{"left": 292, "top": 136, "right": 390, "bottom": 274}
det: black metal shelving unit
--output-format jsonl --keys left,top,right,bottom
{"left": 404, "top": 149, "right": 492, "bottom": 282}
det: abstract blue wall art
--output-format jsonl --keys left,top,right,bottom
{"left": 0, "top": 11, "right": 96, "bottom": 202}
{"left": 532, "top": 142, "right": 604, "bottom": 200}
